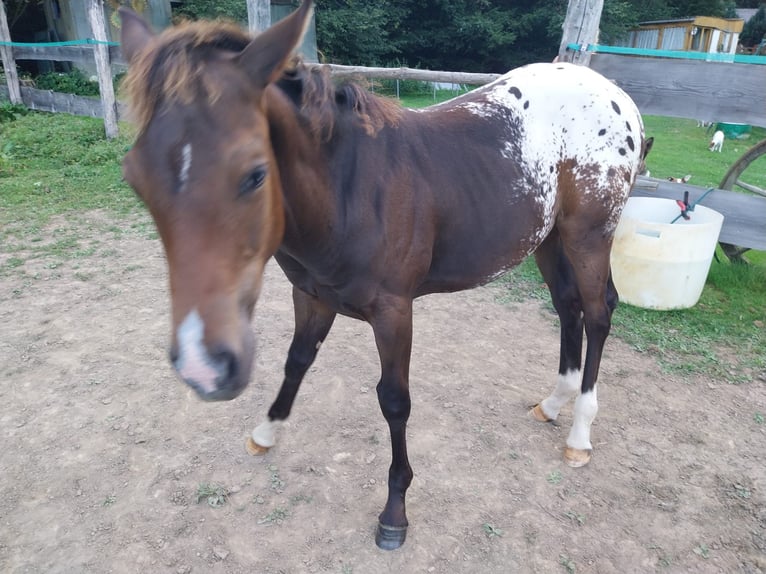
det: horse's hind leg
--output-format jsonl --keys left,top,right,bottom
{"left": 530, "top": 220, "right": 621, "bottom": 467}
{"left": 555, "top": 216, "right": 620, "bottom": 467}
{"left": 530, "top": 229, "right": 584, "bottom": 425}
{"left": 247, "top": 286, "right": 336, "bottom": 455}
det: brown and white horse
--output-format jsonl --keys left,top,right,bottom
{"left": 119, "top": 1, "right": 647, "bottom": 549}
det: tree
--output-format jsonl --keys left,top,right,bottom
{"left": 172, "top": 0, "right": 247, "bottom": 22}
{"left": 315, "top": 0, "right": 405, "bottom": 65}
{"left": 740, "top": 5, "right": 766, "bottom": 46}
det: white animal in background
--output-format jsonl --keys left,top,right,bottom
{"left": 696, "top": 120, "right": 712, "bottom": 128}
{"left": 668, "top": 174, "right": 692, "bottom": 184}
{"left": 709, "top": 130, "right": 724, "bottom": 152}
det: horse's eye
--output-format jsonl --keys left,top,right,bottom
{"left": 239, "top": 165, "right": 268, "bottom": 197}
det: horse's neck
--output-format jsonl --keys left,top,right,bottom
{"left": 265, "top": 87, "right": 338, "bottom": 253}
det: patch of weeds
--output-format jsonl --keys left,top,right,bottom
{"left": 693, "top": 544, "right": 710, "bottom": 559}
{"left": 546, "top": 470, "right": 563, "bottom": 485}
{"left": 559, "top": 554, "right": 576, "bottom": 573}
{"left": 564, "top": 511, "right": 585, "bottom": 526}
{"left": 341, "top": 564, "right": 353, "bottom": 574}
{"left": 508, "top": 451, "right": 519, "bottom": 460}
{"left": 102, "top": 494, "right": 116, "bottom": 507}
{"left": 5, "top": 257, "right": 24, "bottom": 269}
{"left": 0, "top": 102, "right": 29, "bottom": 123}
{"left": 754, "top": 412, "right": 764, "bottom": 425}
{"left": 368, "top": 434, "right": 380, "bottom": 445}
{"left": 258, "top": 506, "right": 288, "bottom": 525}
{"left": 252, "top": 494, "right": 265, "bottom": 505}
{"left": 658, "top": 555, "right": 672, "bottom": 568}
{"left": 268, "top": 465, "right": 285, "bottom": 492}
{"left": 290, "top": 494, "right": 312, "bottom": 506}
{"left": 482, "top": 523, "right": 503, "bottom": 538}
{"left": 733, "top": 484, "right": 751, "bottom": 499}
{"left": 196, "top": 483, "right": 229, "bottom": 508}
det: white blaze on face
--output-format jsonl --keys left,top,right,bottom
{"left": 567, "top": 387, "right": 598, "bottom": 451}
{"left": 540, "top": 369, "right": 581, "bottom": 420}
{"left": 179, "top": 143, "right": 192, "bottom": 188}
{"left": 175, "top": 309, "right": 220, "bottom": 393}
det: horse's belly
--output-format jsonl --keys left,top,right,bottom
{"left": 420, "top": 205, "right": 551, "bottom": 295}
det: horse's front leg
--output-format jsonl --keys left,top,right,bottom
{"left": 247, "top": 286, "right": 336, "bottom": 455}
{"left": 370, "top": 296, "right": 414, "bottom": 550}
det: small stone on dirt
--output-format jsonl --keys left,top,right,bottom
{"left": 212, "top": 547, "right": 229, "bottom": 560}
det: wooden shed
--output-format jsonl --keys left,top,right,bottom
{"left": 41, "top": 0, "right": 171, "bottom": 44}
{"left": 34, "top": 0, "right": 171, "bottom": 75}
{"left": 621, "top": 16, "right": 745, "bottom": 55}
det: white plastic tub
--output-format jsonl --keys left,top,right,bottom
{"left": 611, "top": 197, "right": 724, "bottom": 310}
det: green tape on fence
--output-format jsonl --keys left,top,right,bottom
{"left": 0, "top": 39, "right": 119, "bottom": 47}
{"left": 566, "top": 43, "right": 766, "bottom": 65}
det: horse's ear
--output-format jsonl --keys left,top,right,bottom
{"left": 236, "top": 0, "right": 314, "bottom": 90}
{"left": 119, "top": 8, "right": 155, "bottom": 64}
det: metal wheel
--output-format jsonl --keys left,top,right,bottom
{"left": 718, "top": 138, "right": 766, "bottom": 263}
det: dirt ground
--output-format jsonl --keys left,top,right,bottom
{"left": 1, "top": 210, "right": 764, "bottom": 574}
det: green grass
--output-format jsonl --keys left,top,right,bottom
{"left": 0, "top": 112, "right": 138, "bottom": 220}
{"left": 399, "top": 88, "right": 474, "bottom": 108}
{"left": 0, "top": 112, "right": 142, "bottom": 275}
{"left": 642, "top": 116, "right": 766, "bottom": 190}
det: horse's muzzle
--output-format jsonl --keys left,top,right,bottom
{"left": 171, "top": 346, "right": 245, "bottom": 401}
{"left": 170, "top": 309, "right": 255, "bottom": 401}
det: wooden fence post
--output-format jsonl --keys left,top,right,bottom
{"left": 0, "top": 0, "right": 22, "bottom": 104}
{"left": 558, "top": 0, "right": 604, "bottom": 66}
{"left": 247, "top": 0, "right": 270, "bottom": 34}
{"left": 87, "top": 0, "right": 118, "bottom": 138}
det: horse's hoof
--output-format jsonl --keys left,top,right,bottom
{"left": 564, "top": 447, "right": 592, "bottom": 468}
{"left": 245, "top": 437, "right": 270, "bottom": 456}
{"left": 529, "top": 404, "right": 552, "bottom": 423}
{"left": 375, "top": 522, "right": 407, "bottom": 550}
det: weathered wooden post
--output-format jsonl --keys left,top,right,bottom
{"left": 0, "top": 0, "right": 22, "bottom": 104}
{"left": 247, "top": 0, "right": 271, "bottom": 34}
{"left": 558, "top": 0, "right": 604, "bottom": 65}
{"left": 87, "top": 0, "right": 118, "bottom": 139}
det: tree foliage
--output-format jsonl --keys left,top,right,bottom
{"left": 315, "top": 0, "right": 406, "bottom": 65}
{"left": 172, "top": 0, "right": 247, "bottom": 22}
{"left": 314, "top": 0, "right": 746, "bottom": 72}
{"left": 160, "top": 0, "right": 760, "bottom": 71}
{"left": 740, "top": 5, "right": 766, "bottom": 46}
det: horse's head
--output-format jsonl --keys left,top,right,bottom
{"left": 120, "top": 2, "right": 313, "bottom": 400}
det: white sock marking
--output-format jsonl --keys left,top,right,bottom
{"left": 252, "top": 420, "right": 281, "bottom": 448}
{"left": 179, "top": 143, "right": 192, "bottom": 188}
{"left": 176, "top": 309, "right": 219, "bottom": 393}
{"left": 540, "top": 369, "right": 581, "bottom": 420}
{"left": 567, "top": 387, "right": 598, "bottom": 451}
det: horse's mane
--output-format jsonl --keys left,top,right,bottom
{"left": 280, "top": 61, "right": 403, "bottom": 140}
{"left": 122, "top": 20, "right": 402, "bottom": 138}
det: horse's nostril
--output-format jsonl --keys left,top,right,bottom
{"left": 212, "top": 348, "right": 238, "bottom": 381}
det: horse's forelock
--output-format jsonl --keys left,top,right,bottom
{"left": 122, "top": 20, "right": 252, "bottom": 135}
